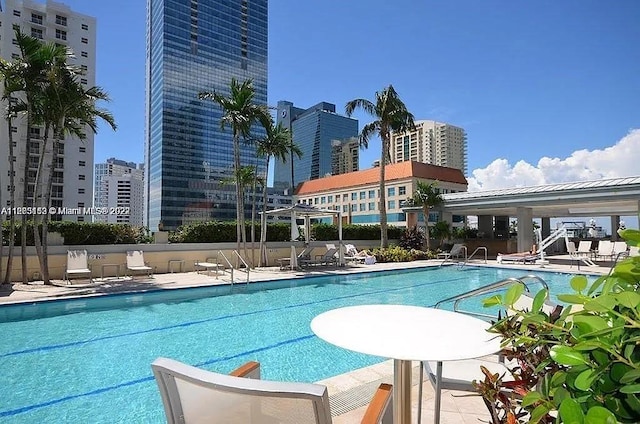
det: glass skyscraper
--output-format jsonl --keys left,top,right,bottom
{"left": 274, "top": 101, "right": 359, "bottom": 192}
{"left": 145, "top": 0, "right": 267, "bottom": 230}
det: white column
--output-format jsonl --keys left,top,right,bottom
{"left": 517, "top": 208, "right": 534, "bottom": 252}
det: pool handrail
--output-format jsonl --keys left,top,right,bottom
{"left": 459, "top": 247, "right": 488, "bottom": 267}
{"left": 232, "top": 250, "right": 250, "bottom": 284}
{"left": 434, "top": 274, "right": 549, "bottom": 319}
{"left": 216, "top": 250, "right": 235, "bottom": 284}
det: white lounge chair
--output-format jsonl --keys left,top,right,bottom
{"left": 277, "top": 245, "right": 315, "bottom": 270}
{"left": 576, "top": 240, "right": 593, "bottom": 257}
{"left": 64, "top": 250, "right": 92, "bottom": 284}
{"left": 594, "top": 240, "right": 613, "bottom": 260}
{"left": 612, "top": 241, "right": 629, "bottom": 260}
{"left": 566, "top": 241, "right": 596, "bottom": 267}
{"left": 303, "top": 247, "right": 339, "bottom": 267}
{"left": 437, "top": 243, "right": 466, "bottom": 260}
{"left": 151, "top": 357, "right": 393, "bottom": 424}
{"left": 126, "top": 250, "right": 153, "bottom": 278}
{"left": 343, "top": 244, "right": 377, "bottom": 265}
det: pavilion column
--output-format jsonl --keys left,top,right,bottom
{"left": 541, "top": 217, "right": 551, "bottom": 241}
{"left": 477, "top": 215, "right": 493, "bottom": 239}
{"left": 611, "top": 215, "right": 620, "bottom": 240}
{"left": 516, "top": 208, "right": 534, "bottom": 253}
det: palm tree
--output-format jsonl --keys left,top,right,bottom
{"left": 408, "top": 181, "right": 444, "bottom": 251}
{"left": 198, "top": 78, "right": 269, "bottom": 255}
{"left": 255, "top": 119, "right": 301, "bottom": 266}
{"left": 345, "top": 85, "right": 415, "bottom": 248}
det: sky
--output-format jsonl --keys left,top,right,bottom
{"left": 59, "top": 0, "right": 640, "bottom": 227}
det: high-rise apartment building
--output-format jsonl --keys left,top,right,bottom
{"left": 94, "top": 158, "right": 144, "bottom": 225}
{"left": 274, "top": 101, "right": 358, "bottom": 191}
{"left": 145, "top": 0, "right": 268, "bottom": 231}
{"left": 390, "top": 120, "right": 468, "bottom": 175}
{"left": 331, "top": 137, "right": 359, "bottom": 176}
{"left": 0, "top": 0, "right": 96, "bottom": 221}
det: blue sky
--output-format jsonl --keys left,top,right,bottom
{"left": 62, "top": 1, "right": 639, "bottom": 196}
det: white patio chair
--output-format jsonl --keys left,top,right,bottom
{"left": 576, "top": 240, "right": 593, "bottom": 257}
{"left": 437, "top": 243, "right": 466, "bottom": 260}
{"left": 566, "top": 241, "right": 596, "bottom": 267}
{"left": 64, "top": 250, "right": 92, "bottom": 284}
{"left": 612, "top": 241, "right": 629, "bottom": 260}
{"left": 594, "top": 240, "right": 613, "bottom": 260}
{"left": 151, "top": 357, "right": 393, "bottom": 424}
{"left": 126, "top": 250, "right": 153, "bottom": 278}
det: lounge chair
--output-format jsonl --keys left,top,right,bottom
{"left": 151, "top": 357, "right": 393, "bottom": 424}
{"left": 629, "top": 246, "right": 640, "bottom": 257}
{"left": 594, "top": 240, "right": 613, "bottom": 260}
{"left": 496, "top": 252, "right": 538, "bottom": 264}
{"left": 64, "top": 250, "right": 93, "bottom": 284}
{"left": 612, "top": 241, "right": 629, "bottom": 261}
{"left": 277, "top": 245, "right": 314, "bottom": 270}
{"left": 566, "top": 241, "right": 596, "bottom": 267}
{"left": 301, "top": 247, "right": 339, "bottom": 267}
{"left": 343, "top": 244, "right": 377, "bottom": 265}
{"left": 125, "top": 250, "right": 153, "bottom": 278}
{"left": 576, "top": 240, "right": 593, "bottom": 257}
{"left": 437, "top": 243, "right": 466, "bottom": 260}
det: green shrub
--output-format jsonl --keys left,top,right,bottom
{"left": 310, "top": 223, "right": 403, "bottom": 241}
{"left": 169, "top": 221, "right": 292, "bottom": 243}
{"left": 476, "top": 228, "right": 640, "bottom": 423}
{"left": 2, "top": 221, "right": 151, "bottom": 245}
{"left": 399, "top": 226, "right": 425, "bottom": 250}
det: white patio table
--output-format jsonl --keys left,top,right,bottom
{"left": 310, "top": 304, "right": 501, "bottom": 424}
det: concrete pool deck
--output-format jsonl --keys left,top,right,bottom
{"left": 0, "top": 258, "right": 611, "bottom": 423}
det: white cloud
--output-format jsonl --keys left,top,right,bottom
{"left": 468, "top": 129, "right": 640, "bottom": 191}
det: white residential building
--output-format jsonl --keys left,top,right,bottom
{"left": 94, "top": 158, "right": 144, "bottom": 225}
{"left": 390, "top": 120, "right": 468, "bottom": 175}
{"left": 0, "top": 0, "right": 96, "bottom": 221}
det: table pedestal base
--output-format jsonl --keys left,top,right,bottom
{"left": 393, "top": 359, "right": 412, "bottom": 424}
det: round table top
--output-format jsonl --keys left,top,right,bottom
{"left": 310, "top": 304, "right": 502, "bottom": 362}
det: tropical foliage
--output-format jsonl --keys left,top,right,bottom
{"left": 405, "top": 181, "right": 444, "bottom": 250}
{"left": 345, "top": 85, "right": 415, "bottom": 248}
{"left": 476, "top": 228, "right": 640, "bottom": 423}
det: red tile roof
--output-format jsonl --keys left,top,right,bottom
{"left": 295, "top": 161, "right": 467, "bottom": 195}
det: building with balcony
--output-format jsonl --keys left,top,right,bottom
{"left": 0, "top": 0, "right": 96, "bottom": 221}
{"left": 94, "top": 158, "right": 144, "bottom": 225}
{"left": 390, "top": 120, "right": 468, "bottom": 175}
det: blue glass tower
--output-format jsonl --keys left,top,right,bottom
{"left": 274, "top": 101, "right": 359, "bottom": 192}
{"left": 145, "top": 0, "right": 267, "bottom": 230}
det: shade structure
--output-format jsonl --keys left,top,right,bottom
{"left": 260, "top": 204, "right": 344, "bottom": 267}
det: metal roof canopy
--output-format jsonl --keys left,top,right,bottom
{"left": 439, "top": 176, "right": 640, "bottom": 217}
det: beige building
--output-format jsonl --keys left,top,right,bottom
{"left": 0, "top": 0, "right": 96, "bottom": 221}
{"left": 295, "top": 161, "right": 467, "bottom": 228}
{"left": 330, "top": 137, "right": 359, "bottom": 176}
{"left": 390, "top": 120, "right": 467, "bottom": 175}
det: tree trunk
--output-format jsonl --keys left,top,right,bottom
{"left": 3, "top": 115, "right": 16, "bottom": 285}
{"left": 233, "top": 135, "right": 242, "bottom": 256}
{"left": 40, "top": 137, "right": 60, "bottom": 285}
{"left": 250, "top": 165, "right": 258, "bottom": 268}
{"left": 20, "top": 111, "right": 34, "bottom": 284}
{"left": 423, "top": 206, "right": 431, "bottom": 251}
{"left": 32, "top": 125, "right": 51, "bottom": 284}
{"left": 258, "top": 157, "right": 270, "bottom": 267}
{"left": 379, "top": 135, "right": 389, "bottom": 248}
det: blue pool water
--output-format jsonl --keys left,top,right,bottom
{"left": 0, "top": 266, "right": 583, "bottom": 423}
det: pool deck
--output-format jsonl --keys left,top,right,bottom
{"left": 0, "top": 258, "right": 611, "bottom": 423}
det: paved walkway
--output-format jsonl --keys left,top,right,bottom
{"left": 0, "top": 258, "right": 610, "bottom": 423}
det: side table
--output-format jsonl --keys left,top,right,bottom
{"left": 101, "top": 263, "right": 120, "bottom": 279}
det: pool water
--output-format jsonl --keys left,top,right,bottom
{"left": 0, "top": 266, "right": 582, "bottom": 423}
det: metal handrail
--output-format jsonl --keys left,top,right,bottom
{"left": 232, "top": 250, "right": 250, "bottom": 284}
{"left": 217, "top": 250, "right": 234, "bottom": 284}
{"left": 434, "top": 274, "right": 549, "bottom": 318}
{"left": 459, "top": 246, "right": 488, "bottom": 267}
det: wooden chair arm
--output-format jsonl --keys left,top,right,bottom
{"left": 361, "top": 383, "right": 393, "bottom": 424}
{"left": 229, "top": 361, "right": 261, "bottom": 379}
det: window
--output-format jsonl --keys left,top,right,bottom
{"left": 78, "top": 188, "right": 85, "bottom": 194}
{"left": 388, "top": 200, "right": 396, "bottom": 209}
{"left": 31, "top": 28, "right": 43, "bottom": 39}
{"left": 55, "top": 15, "right": 67, "bottom": 26}
{"left": 350, "top": 204, "right": 357, "bottom": 212}
{"left": 55, "top": 29, "right": 66, "bottom": 40}
{"left": 351, "top": 193, "right": 357, "bottom": 201}
{"left": 313, "top": 197, "right": 318, "bottom": 205}
{"left": 81, "top": 65, "right": 88, "bottom": 71}
{"left": 81, "top": 23, "right": 89, "bottom": 30}
{"left": 81, "top": 37, "right": 88, "bottom": 44}
{"left": 81, "top": 51, "right": 88, "bottom": 58}
{"left": 78, "top": 174, "right": 85, "bottom": 181}
{"left": 342, "top": 193, "right": 348, "bottom": 201}
{"left": 80, "top": 78, "right": 87, "bottom": 85}
{"left": 79, "top": 146, "right": 86, "bottom": 153}
{"left": 79, "top": 161, "right": 86, "bottom": 167}
{"left": 11, "top": 53, "right": 19, "bottom": 59}
{"left": 388, "top": 187, "right": 396, "bottom": 197}
{"left": 13, "top": 10, "right": 21, "bottom": 17}
{"left": 399, "top": 186, "right": 406, "bottom": 196}
{"left": 342, "top": 205, "right": 348, "bottom": 212}
{"left": 77, "top": 216, "right": 85, "bottom": 222}
{"left": 10, "top": 126, "right": 17, "bottom": 133}
{"left": 13, "top": 24, "right": 20, "bottom": 31}
{"left": 77, "top": 202, "right": 85, "bottom": 208}
{"left": 320, "top": 196, "right": 326, "bottom": 204}
{"left": 368, "top": 202, "right": 376, "bottom": 211}
{"left": 359, "top": 191, "right": 366, "bottom": 200}
{"left": 31, "top": 13, "right": 43, "bottom": 24}
{"left": 359, "top": 203, "right": 366, "bottom": 211}
{"left": 12, "top": 38, "right": 19, "bottom": 45}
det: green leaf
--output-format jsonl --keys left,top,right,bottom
{"left": 615, "top": 291, "right": 640, "bottom": 309}
{"left": 530, "top": 403, "right": 552, "bottom": 424}
{"left": 620, "top": 383, "right": 640, "bottom": 393}
{"left": 505, "top": 283, "right": 525, "bottom": 307}
{"left": 522, "top": 391, "right": 543, "bottom": 407}
{"left": 559, "top": 398, "right": 584, "bottom": 424}
{"left": 551, "top": 345, "right": 588, "bottom": 366}
{"left": 482, "top": 294, "right": 502, "bottom": 307}
{"left": 575, "top": 369, "right": 597, "bottom": 391}
{"left": 570, "top": 275, "right": 589, "bottom": 293}
{"left": 558, "top": 294, "right": 587, "bottom": 304}
{"left": 532, "top": 289, "right": 547, "bottom": 313}
{"left": 584, "top": 405, "right": 617, "bottom": 424}
{"left": 619, "top": 228, "right": 640, "bottom": 244}
{"left": 572, "top": 315, "right": 609, "bottom": 332}
{"left": 584, "top": 294, "right": 617, "bottom": 312}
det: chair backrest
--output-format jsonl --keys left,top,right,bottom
{"left": 510, "top": 293, "right": 559, "bottom": 316}
{"left": 297, "top": 246, "right": 314, "bottom": 260}
{"left": 67, "top": 250, "right": 88, "bottom": 270}
{"left": 322, "top": 248, "right": 338, "bottom": 260}
{"left": 325, "top": 243, "right": 336, "bottom": 251}
{"left": 152, "top": 357, "right": 332, "bottom": 424}
{"left": 566, "top": 241, "right": 577, "bottom": 254}
{"left": 449, "top": 243, "right": 464, "bottom": 256}
{"left": 344, "top": 244, "right": 358, "bottom": 257}
{"left": 613, "top": 241, "right": 628, "bottom": 255}
{"left": 597, "top": 240, "right": 613, "bottom": 256}
{"left": 126, "top": 250, "right": 146, "bottom": 267}
{"left": 629, "top": 246, "right": 640, "bottom": 257}
{"left": 577, "top": 240, "right": 592, "bottom": 254}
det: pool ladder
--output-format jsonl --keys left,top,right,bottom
{"left": 216, "top": 250, "right": 250, "bottom": 285}
{"left": 433, "top": 274, "right": 549, "bottom": 319}
{"left": 440, "top": 246, "right": 488, "bottom": 267}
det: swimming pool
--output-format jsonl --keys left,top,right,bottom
{"left": 0, "top": 266, "right": 581, "bottom": 423}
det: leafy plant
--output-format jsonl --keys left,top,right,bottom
{"left": 399, "top": 226, "right": 425, "bottom": 250}
{"left": 476, "top": 228, "right": 640, "bottom": 423}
